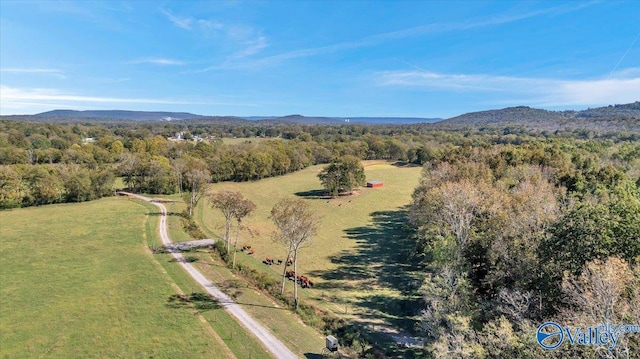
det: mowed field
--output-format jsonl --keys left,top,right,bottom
{"left": 221, "top": 137, "right": 284, "bottom": 145}
{"left": 0, "top": 197, "right": 268, "bottom": 359}
{"left": 198, "top": 161, "right": 424, "bottom": 331}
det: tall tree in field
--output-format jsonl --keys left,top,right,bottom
{"left": 232, "top": 197, "right": 256, "bottom": 269}
{"left": 270, "top": 198, "right": 319, "bottom": 310}
{"left": 208, "top": 190, "right": 244, "bottom": 252}
{"left": 317, "top": 155, "right": 366, "bottom": 196}
{"left": 183, "top": 158, "right": 210, "bottom": 217}
{"left": 170, "top": 157, "right": 186, "bottom": 195}
{"left": 118, "top": 152, "right": 140, "bottom": 190}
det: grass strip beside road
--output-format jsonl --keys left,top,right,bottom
{"left": 135, "top": 199, "right": 273, "bottom": 359}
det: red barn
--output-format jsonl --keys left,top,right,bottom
{"left": 366, "top": 180, "right": 383, "bottom": 188}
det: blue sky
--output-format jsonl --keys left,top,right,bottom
{"left": 1, "top": 1, "right": 639, "bottom": 118}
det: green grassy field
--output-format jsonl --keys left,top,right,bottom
{"left": 0, "top": 197, "right": 268, "bottom": 359}
{"left": 198, "top": 161, "right": 425, "bottom": 333}
{"left": 113, "top": 176, "right": 126, "bottom": 190}
{"left": 221, "top": 137, "right": 284, "bottom": 145}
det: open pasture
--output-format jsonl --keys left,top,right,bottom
{"left": 221, "top": 137, "right": 284, "bottom": 145}
{"left": 199, "top": 161, "right": 425, "bottom": 331}
{"left": 0, "top": 197, "right": 263, "bottom": 359}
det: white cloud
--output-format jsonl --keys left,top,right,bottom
{"left": 0, "top": 86, "right": 257, "bottom": 115}
{"left": 0, "top": 86, "right": 187, "bottom": 105}
{"left": 375, "top": 69, "right": 640, "bottom": 107}
{"left": 551, "top": 78, "right": 640, "bottom": 106}
{"left": 160, "top": 9, "right": 224, "bottom": 35}
{"left": 198, "top": 19, "right": 224, "bottom": 35}
{"left": 234, "top": 36, "right": 268, "bottom": 58}
{"left": 160, "top": 8, "right": 192, "bottom": 30}
{"left": 1, "top": 68, "right": 66, "bottom": 79}
{"left": 220, "top": 1, "right": 597, "bottom": 70}
{"left": 159, "top": 9, "right": 267, "bottom": 63}
{"left": 130, "top": 58, "right": 186, "bottom": 65}
{"left": 89, "top": 77, "right": 131, "bottom": 84}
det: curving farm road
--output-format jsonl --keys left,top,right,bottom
{"left": 124, "top": 193, "right": 298, "bottom": 359}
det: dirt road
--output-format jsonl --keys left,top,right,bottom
{"left": 124, "top": 193, "right": 298, "bottom": 359}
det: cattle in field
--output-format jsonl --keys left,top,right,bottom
{"left": 284, "top": 270, "right": 314, "bottom": 288}
{"left": 285, "top": 270, "right": 295, "bottom": 279}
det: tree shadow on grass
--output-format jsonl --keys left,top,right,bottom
{"left": 167, "top": 292, "right": 221, "bottom": 311}
{"left": 169, "top": 255, "right": 199, "bottom": 263}
{"left": 309, "top": 208, "right": 425, "bottom": 333}
{"left": 391, "top": 161, "right": 421, "bottom": 168}
{"left": 294, "top": 189, "right": 331, "bottom": 199}
{"left": 147, "top": 211, "right": 183, "bottom": 217}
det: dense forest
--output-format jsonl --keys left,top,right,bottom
{"left": 1, "top": 114, "right": 639, "bottom": 357}
{"left": 408, "top": 140, "right": 639, "bottom": 357}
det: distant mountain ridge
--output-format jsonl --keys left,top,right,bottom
{"left": 1, "top": 102, "right": 638, "bottom": 127}
{"left": 36, "top": 110, "right": 204, "bottom": 121}
{"left": 248, "top": 114, "right": 440, "bottom": 125}
{"left": 9, "top": 110, "right": 441, "bottom": 125}
{"left": 441, "top": 102, "right": 640, "bottom": 125}
{"left": 256, "top": 114, "right": 343, "bottom": 125}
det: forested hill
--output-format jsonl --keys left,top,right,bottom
{"left": 441, "top": 102, "right": 640, "bottom": 125}
{"left": 257, "top": 114, "right": 343, "bottom": 125}
{"left": 3, "top": 111, "right": 249, "bottom": 124}
{"left": 36, "top": 110, "right": 205, "bottom": 121}
{"left": 3, "top": 111, "right": 439, "bottom": 125}
{"left": 2, "top": 102, "right": 638, "bottom": 128}
{"left": 252, "top": 115, "right": 441, "bottom": 125}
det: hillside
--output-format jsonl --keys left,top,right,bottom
{"left": 257, "top": 114, "right": 343, "bottom": 125}
{"left": 436, "top": 102, "right": 640, "bottom": 133}
{"left": 441, "top": 102, "right": 640, "bottom": 125}
{"left": 36, "top": 109, "right": 204, "bottom": 121}
{"left": 2, "top": 111, "right": 439, "bottom": 125}
{"left": 1, "top": 102, "right": 638, "bottom": 128}
{"left": 576, "top": 102, "right": 640, "bottom": 118}
{"left": 250, "top": 115, "right": 441, "bottom": 125}
{"left": 2, "top": 111, "right": 250, "bottom": 124}
{"left": 346, "top": 117, "right": 441, "bottom": 125}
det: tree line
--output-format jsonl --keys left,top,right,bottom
{"left": 408, "top": 140, "right": 640, "bottom": 357}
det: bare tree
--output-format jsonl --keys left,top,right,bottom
{"left": 232, "top": 197, "right": 256, "bottom": 269}
{"left": 497, "top": 288, "right": 533, "bottom": 325}
{"left": 170, "top": 157, "right": 186, "bottom": 196}
{"left": 118, "top": 152, "right": 140, "bottom": 191}
{"left": 270, "top": 198, "right": 319, "bottom": 310}
{"left": 437, "top": 180, "right": 483, "bottom": 253}
{"left": 183, "top": 158, "right": 210, "bottom": 217}
{"left": 561, "top": 257, "right": 640, "bottom": 358}
{"left": 208, "top": 190, "right": 243, "bottom": 252}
